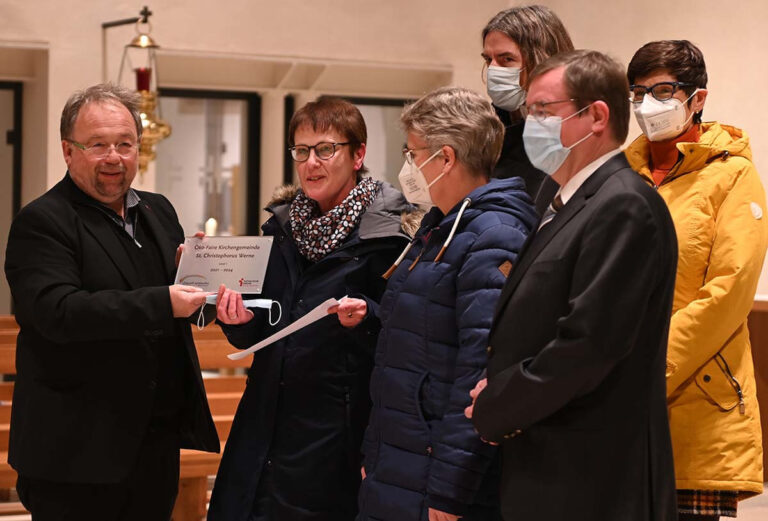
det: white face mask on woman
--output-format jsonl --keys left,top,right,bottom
{"left": 633, "top": 89, "right": 699, "bottom": 142}
{"left": 397, "top": 149, "right": 445, "bottom": 208}
{"left": 486, "top": 66, "right": 526, "bottom": 112}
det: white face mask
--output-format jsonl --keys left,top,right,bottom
{"left": 197, "top": 294, "right": 282, "bottom": 329}
{"left": 486, "top": 66, "right": 526, "bottom": 112}
{"left": 633, "top": 89, "right": 699, "bottom": 142}
{"left": 522, "top": 103, "right": 594, "bottom": 176}
{"left": 398, "top": 148, "right": 445, "bottom": 208}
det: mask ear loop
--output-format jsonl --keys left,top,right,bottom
{"left": 197, "top": 304, "right": 208, "bottom": 331}
{"left": 268, "top": 300, "right": 282, "bottom": 326}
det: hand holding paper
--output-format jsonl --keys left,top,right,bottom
{"left": 327, "top": 297, "right": 368, "bottom": 328}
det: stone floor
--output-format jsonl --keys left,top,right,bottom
{"left": 739, "top": 484, "right": 768, "bottom": 520}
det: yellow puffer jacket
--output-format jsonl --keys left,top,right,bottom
{"left": 625, "top": 122, "right": 767, "bottom": 497}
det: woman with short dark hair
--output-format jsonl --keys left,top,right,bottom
{"left": 625, "top": 39, "right": 768, "bottom": 521}
{"left": 207, "top": 96, "right": 418, "bottom": 521}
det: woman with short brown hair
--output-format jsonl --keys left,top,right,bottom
{"left": 208, "top": 96, "right": 417, "bottom": 521}
{"left": 625, "top": 40, "right": 767, "bottom": 521}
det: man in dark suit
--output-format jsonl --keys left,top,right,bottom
{"left": 4, "top": 84, "right": 219, "bottom": 520}
{"left": 465, "top": 50, "right": 678, "bottom": 520}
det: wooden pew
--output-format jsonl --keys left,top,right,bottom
{"left": 747, "top": 300, "right": 768, "bottom": 479}
{"left": 173, "top": 324, "right": 249, "bottom": 521}
{"left": 0, "top": 319, "right": 19, "bottom": 513}
{"left": 0, "top": 316, "right": 249, "bottom": 520}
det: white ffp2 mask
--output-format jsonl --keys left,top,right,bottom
{"left": 397, "top": 149, "right": 445, "bottom": 208}
{"left": 633, "top": 89, "right": 699, "bottom": 142}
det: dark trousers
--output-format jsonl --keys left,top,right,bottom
{"left": 17, "top": 426, "right": 180, "bottom": 521}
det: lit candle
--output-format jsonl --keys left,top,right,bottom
{"left": 204, "top": 218, "right": 218, "bottom": 237}
{"left": 135, "top": 67, "right": 151, "bottom": 91}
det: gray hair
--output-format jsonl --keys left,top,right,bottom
{"left": 400, "top": 86, "right": 503, "bottom": 177}
{"left": 60, "top": 83, "right": 142, "bottom": 140}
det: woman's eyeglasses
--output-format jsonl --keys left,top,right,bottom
{"left": 630, "top": 82, "right": 694, "bottom": 104}
{"left": 289, "top": 142, "right": 349, "bottom": 162}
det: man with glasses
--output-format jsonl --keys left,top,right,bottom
{"left": 4, "top": 83, "right": 219, "bottom": 520}
{"left": 466, "top": 50, "right": 678, "bottom": 521}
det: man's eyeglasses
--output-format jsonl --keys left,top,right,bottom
{"left": 289, "top": 142, "right": 349, "bottom": 162}
{"left": 66, "top": 139, "right": 137, "bottom": 159}
{"left": 525, "top": 98, "right": 579, "bottom": 122}
{"left": 401, "top": 146, "right": 432, "bottom": 165}
{"left": 629, "top": 82, "right": 694, "bottom": 104}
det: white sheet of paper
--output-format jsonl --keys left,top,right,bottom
{"left": 227, "top": 297, "right": 342, "bottom": 360}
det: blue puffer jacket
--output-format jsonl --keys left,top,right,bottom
{"left": 357, "top": 178, "right": 537, "bottom": 521}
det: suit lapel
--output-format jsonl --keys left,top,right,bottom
{"left": 137, "top": 199, "right": 177, "bottom": 282}
{"left": 492, "top": 153, "right": 629, "bottom": 326}
{"left": 70, "top": 196, "right": 142, "bottom": 290}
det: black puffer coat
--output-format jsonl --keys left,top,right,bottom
{"left": 207, "top": 182, "right": 416, "bottom": 521}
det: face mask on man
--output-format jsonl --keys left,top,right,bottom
{"left": 486, "top": 66, "right": 526, "bottom": 112}
{"left": 633, "top": 89, "right": 699, "bottom": 142}
{"left": 398, "top": 148, "right": 445, "bottom": 208}
{"left": 523, "top": 103, "right": 594, "bottom": 176}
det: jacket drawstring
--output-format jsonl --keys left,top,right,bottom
{"left": 382, "top": 197, "right": 472, "bottom": 278}
{"left": 382, "top": 240, "right": 416, "bottom": 280}
{"left": 434, "top": 198, "right": 471, "bottom": 263}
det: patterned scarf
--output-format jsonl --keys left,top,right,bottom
{"left": 290, "top": 177, "right": 382, "bottom": 261}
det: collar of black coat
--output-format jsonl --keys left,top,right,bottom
{"left": 63, "top": 171, "right": 140, "bottom": 217}
{"left": 58, "top": 172, "right": 177, "bottom": 285}
{"left": 265, "top": 181, "right": 422, "bottom": 240}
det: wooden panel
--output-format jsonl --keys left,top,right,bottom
{"left": 213, "top": 416, "right": 233, "bottom": 441}
{"left": 207, "top": 394, "right": 241, "bottom": 416}
{"left": 192, "top": 325, "right": 252, "bottom": 370}
{"left": 0, "top": 333, "right": 17, "bottom": 346}
{"left": 203, "top": 376, "right": 245, "bottom": 395}
{"left": 0, "top": 347, "right": 15, "bottom": 376}
{"left": 0, "top": 317, "right": 18, "bottom": 331}
{"left": 194, "top": 340, "right": 250, "bottom": 370}
{"left": 0, "top": 406, "right": 10, "bottom": 425}
{"left": 0, "top": 384, "right": 13, "bottom": 402}
{"left": 171, "top": 476, "right": 207, "bottom": 521}
{"left": 748, "top": 305, "right": 768, "bottom": 478}
{"left": 0, "top": 502, "right": 27, "bottom": 515}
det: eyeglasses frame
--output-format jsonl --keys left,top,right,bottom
{"left": 525, "top": 98, "right": 583, "bottom": 123}
{"left": 288, "top": 141, "right": 350, "bottom": 162}
{"left": 65, "top": 138, "right": 138, "bottom": 159}
{"left": 629, "top": 81, "right": 695, "bottom": 104}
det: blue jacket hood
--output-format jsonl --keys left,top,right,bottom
{"left": 421, "top": 177, "right": 538, "bottom": 241}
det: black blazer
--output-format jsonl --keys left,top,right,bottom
{"left": 4, "top": 174, "right": 219, "bottom": 484}
{"left": 473, "top": 154, "right": 678, "bottom": 521}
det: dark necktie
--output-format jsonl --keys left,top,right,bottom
{"left": 538, "top": 194, "right": 564, "bottom": 230}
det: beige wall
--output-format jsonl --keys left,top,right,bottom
{"left": 3, "top": 0, "right": 768, "bottom": 292}
{"left": 0, "top": 0, "right": 506, "bottom": 193}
